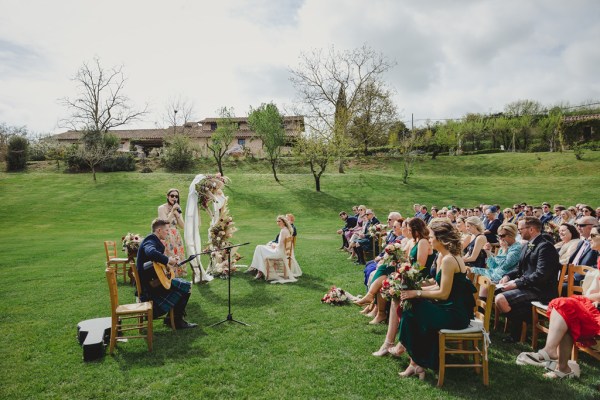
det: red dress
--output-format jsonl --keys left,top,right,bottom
{"left": 547, "top": 270, "right": 600, "bottom": 347}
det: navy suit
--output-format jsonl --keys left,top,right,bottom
{"left": 484, "top": 218, "right": 501, "bottom": 244}
{"left": 355, "top": 217, "right": 381, "bottom": 264}
{"left": 565, "top": 240, "right": 599, "bottom": 293}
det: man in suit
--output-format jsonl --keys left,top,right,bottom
{"left": 136, "top": 218, "right": 197, "bottom": 329}
{"left": 540, "top": 202, "right": 554, "bottom": 226}
{"left": 354, "top": 209, "right": 381, "bottom": 265}
{"left": 566, "top": 216, "right": 599, "bottom": 288}
{"left": 337, "top": 211, "right": 358, "bottom": 250}
{"left": 495, "top": 217, "right": 561, "bottom": 341}
{"left": 420, "top": 206, "right": 432, "bottom": 224}
{"left": 483, "top": 206, "right": 501, "bottom": 244}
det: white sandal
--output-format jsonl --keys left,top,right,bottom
{"left": 516, "top": 349, "right": 557, "bottom": 370}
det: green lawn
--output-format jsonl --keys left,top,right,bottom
{"left": 0, "top": 152, "right": 599, "bottom": 399}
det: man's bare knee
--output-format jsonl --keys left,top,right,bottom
{"left": 495, "top": 294, "right": 511, "bottom": 313}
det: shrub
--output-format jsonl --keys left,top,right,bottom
{"left": 64, "top": 144, "right": 89, "bottom": 172}
{"left": 162, "top": 134, "right": 195, "bottom": 171}
{"left": 6, "top": 135, "right": 29, "bottom": 171}
{"left": 101, "top": 153, "right": 136, "bottom": 172}
{"left": 28, "top": 141, "right": 47, "bottom": 161}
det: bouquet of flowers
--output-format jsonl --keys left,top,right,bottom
{"left": 396, "top": 262, "right": 425, "bottom": 311}
{"left": 380, "top": 271, "right": 403, "bottom": 301}
{"left": 321, "top": 286, "right": 351, "bottom": 305}
{"left": 368, "top": 223, "right": 388, "bottom": 237}
{"left": 381, "top": 241, "right": 407, "bottom": 267}
{"left": 122, "top": 233, "right": 142, "bottom": 252}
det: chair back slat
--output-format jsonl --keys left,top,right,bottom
{"left": 105, "top": 268, "right": 119, "bottom": 314}
{"left": 557, "top": 264, "right": 568, "bottom": 296}
{"left": 104, "top": 241, "right": 118, "bottom": 261}
{"left": 568, "top": 265, "right": 595, "bottom": 296}
{"left": 475, "top": 275, "right": 496, "bottom": 331}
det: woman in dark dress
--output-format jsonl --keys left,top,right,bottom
{"left": 398, "top": 220, "right": 476, "bottom": 379}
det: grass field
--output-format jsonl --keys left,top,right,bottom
{"left": 0, "top": 152, "right": 599, "bottom": 399}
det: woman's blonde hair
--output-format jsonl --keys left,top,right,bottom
{"left": 499, "top": 222, "right": 518, "bottom": 238}
{"left": 277, "top": 215, "right": 293, "bottom": 235}
{"left": 430, "top": 220, "right": 463, "bottom": 255}
{"left": 503, "top": 208, "right": 515, "bottom": 217}
{"left": 465, "top": 216, "right": 484, "bottom": 233}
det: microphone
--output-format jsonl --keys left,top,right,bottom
{"left": 175, "top": 207, "right": 182, "bottom": 214}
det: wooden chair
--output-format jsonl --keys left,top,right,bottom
{"left": 104, "top": 241, "right": 130, "bottom": 283}
{"left": 531, "top": 264, "right": 568, "bottom": 350}
{"left": 130, "top": 262, "right": 175, "bottom": 331}
{"left": 438, "top": 275, "right": 496, "bottom": 386}
{"left": 566, "top": 265, "right": 595, "bottom": 296}
{"left": 106, "top": 268, "right": 153, "bottom": 354}
{"left": 265, "top": 236, "right": 294, "bottom": 280}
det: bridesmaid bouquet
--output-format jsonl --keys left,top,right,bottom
{"left": 321, "top": 286, "right": 356, "bottom": 305}
{"left": 381, "top": 241, "right": 407, "bottom": 267}
{"left": 381, "top": 263, "right": 424, "bottom": 311}
{"left": 368, "top": 223, "right": 388, "bottom": 237}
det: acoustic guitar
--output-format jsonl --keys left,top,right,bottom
{"left": 153, "top": 261, "right": 174, "bottom": 290}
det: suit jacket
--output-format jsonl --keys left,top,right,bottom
{"left": 484, "top": 218, "right": 501, "bottom": 243}
{"left": 342, "top": 216, "right": 358, "bottom": 232}
{"left": 506, "top": 234, "right": 561, "bottom": 301}
{"left": 540, "top": 212, "right": 553, "bottom": 225}
{"left": 136, "top": 233, "right": 170, "bottom": 297}
{"left": 568, "top": 240, "right": 599, "bottom": 267}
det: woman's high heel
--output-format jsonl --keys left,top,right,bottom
{"left": 372, "top": 341, "right": 394, "bottom": 357}
{"left": 353, "top": 293, "right": 374, "bottom": 307}
{"left": 388, "top": 343, "right": 406, "bottom": 357}
{"left": 398, "top": 365, "right": 415, "bottom": 377}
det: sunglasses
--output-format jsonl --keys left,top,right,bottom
{"left": 576, "top": 224, "right": 593, "bottom": 227}
{"left": 169, "top": 194, "right": 179, "bottom": 198}
{"left": 497, "top": 234, "right": 508, "bottom": 238}
{"left": 590, "top": 233, "right": 599, "bottom": 238}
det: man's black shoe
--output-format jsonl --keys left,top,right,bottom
{"left": 176, "top": 319, "right": 198, "bottom": 329}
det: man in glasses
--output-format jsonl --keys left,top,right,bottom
{"left": 568, "top": 216, "right": 599, "bottom": 268}
{"left": 540, "top": 202, "right": 553, "bottom": 226}
{"left": 495, "top": 217, "right": 560, "bottom": 342}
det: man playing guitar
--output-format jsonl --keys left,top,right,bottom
{"left": 136, "top": 218, "right": 198, "bottom": 329}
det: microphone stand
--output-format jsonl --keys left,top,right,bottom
{"left": 209, "top": 242, "right": 251, "bottom": 327}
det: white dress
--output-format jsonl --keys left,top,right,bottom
{"left": 249, "top": 228, "right": 301, "bottom": 283}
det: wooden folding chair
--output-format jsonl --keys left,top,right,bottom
{"left": 106, "top": 268, "right": 153, "bottom": 354}
{"left": 104, "top": 241, "right": 130, "bottom": 283}
{"left": 265, "top": 236, "right": 294, "bottom": 280}
{"left": 130, "top": 262, "right": 175, "bottom": 331}
{"left": 531, "top": 264, "right": 568, "bottom": 350}
{"left": 438, "top": 275, "right": 496, "bottom": 387}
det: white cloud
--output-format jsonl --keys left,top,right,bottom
{"left": 0, "top": 0, "right": 598, "bottom": 134}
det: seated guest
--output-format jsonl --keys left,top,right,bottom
{"left": 558, "top": 209, "right": 575, "bottom": 225}
{"left": 470, "top": 222, "right": 521, "bottom": 299}
{"left": 413, "top": 204, "right": 422, "bottom": 219}
{"left": 353, "top": 209, "right": 380, "bottom": 265}
{"left": 566, "top": 216, "right": 599, "bottom": 289}
{"left": 395, "top": 221, "right": 476, "bottom": 378}
{"left": 495, "top": 217, "right": 561, "bottom": 342}
{"left": 270, "top": 213, "right": 297, "bottom": 244}
{"left": 552, "top": 204, "right": 566, "bottom": 225}
{"left": 248, "top": 215, "right": 302, "bottom": 283}
{"left": 420, "top": 206, "right": 432, "bottom": 224}
{"left": 337, "top": 211, "right": 358, "bottom": 250}
{"left": 554, "top": 223, "right": 581, "bottom": 265}
{"left": 483, "top": 206, "right": 501, "bottom": 244}
{"left": 503, "top": 207, "right": 517, "bottom": 224}
{"left": 346, "top": 205, "right": 367, "bottom": 260}
{"left": 581, "top": 205, "right": 597, "bottom": 219}
{"left": 363, "top": 213, "right": 403, "bottom": 288}
{"left": 463, "top": 216, "right": 488, "bottom": 268}
{"left": 136, "top": 218, "right": 197, "bottom": 329}
{"left": 455, "top": 216, "right": 471, "bottom": 250}
{"left": 540, "top": 202, "right": 554, "bottom": 225}
{"left": 517, "top": 226, "right": 600, "bottom": 379}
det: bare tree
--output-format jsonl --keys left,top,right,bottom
{"left": 60, "top": 57, "right": 147, "bottom": 133}
{"left": 162, "top": 95, "right": 196, "bottom": 134}
{"left": 290, "top": 44, "right": 395, "bottom": 172}
{"left": 207, "top": 107, "right": 236, "bottom": 176}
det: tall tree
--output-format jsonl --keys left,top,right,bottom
{"left": 60, "top": 57, "right": 146, "bottom": 133}
{"left": 349, "top": 79, "right": 397, "bottom": 155}
{"left": 290, "top": 44, "right": 395, "bottom": 172}
{"left": 248, "top": 103, "right": 286, "bottom": 182}
{"left": 207, "top": 107, "right": 236, "bottom": 176}
{"left": 161, "top": 95, "right": 196, "bottom": 134}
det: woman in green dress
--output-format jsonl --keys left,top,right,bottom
{"left": 398, "top": 220, "right": 476, "bottom": 379}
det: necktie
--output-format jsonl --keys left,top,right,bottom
{"left": 572, "top": 240, "right": 590, "bottom": 265}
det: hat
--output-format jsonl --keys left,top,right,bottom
{"left": 489, "top": 206, "right": 498, "bottom": 213}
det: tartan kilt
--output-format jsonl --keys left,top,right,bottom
{"left": 149, "top": 278, "right": 192, "bottom": 314}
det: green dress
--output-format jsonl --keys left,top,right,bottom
{"left": 398, "top": 269, "right": 476, "bottom": 370}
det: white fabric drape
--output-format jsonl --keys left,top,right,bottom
{"left": 184, "top": 174, "right": 213, "bottom": 283}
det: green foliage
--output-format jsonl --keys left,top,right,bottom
{"left": 207, "top": 106, "right": 236, "bottom": 175}
{"left": 162, "top": 134, "right": 195, "bottom": 171}
{"left": 572, "top": 142, "right": 585, "bottom": 160}
{"left": 101, "top": 153, "right": 136, "bottom": 172}
{"left": 6, "top": 135, "right": 29, "bottom": 171}
{"left": 248, "top": 102, "right": 286, "bottom": 181}
{"left": 1, "top": 154, "right": 599, "bottom": 399}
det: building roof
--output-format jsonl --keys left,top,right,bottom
{"left": 562, "top": 113, "right": 600, "bottom": 123}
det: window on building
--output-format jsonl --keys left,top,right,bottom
{"left": 238, "top": 138, "right": 246, "bottom": 147}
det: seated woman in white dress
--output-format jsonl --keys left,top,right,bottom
{"left": 249, "top": 215, "right": 302, "bottom": 283}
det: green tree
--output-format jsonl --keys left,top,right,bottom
{"left": 6, "top": 135, "right": 29, "bottom": 171}
{"left": 290, "top": 44, "right": 395, "bottom": 173}
{"left": 293, "top": 134, "right": 331, "bottom": 192}
{"left": 77, "top": 131, "right": 119, "bottom": 181}
{"left": 207, "top": 107, "right": 236, "bottom": 176}
{"left": 163, "top": 134, "right": 195, "bottom": 171}
{"left": 248, "top": 102, "right": 286, "bottom": 182}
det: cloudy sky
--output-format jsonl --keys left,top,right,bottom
{"left": 1, "top": 0, "right": 599, "bottom": 134}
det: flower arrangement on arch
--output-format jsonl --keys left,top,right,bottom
{"left": 321, "top": 286, "right": 351, "bottom": 305}
{"left": 195, "top": 173, "right": 230, "bottom": 210}
{"left": 368, "top": 223, "right": 388, "bottom": 238}
{"left": 122, "top": 233, "right": 142, "bottom": 252}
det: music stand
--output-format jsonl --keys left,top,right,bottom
{"left": 209, "top": 242, "right": 250, "bottom": 327}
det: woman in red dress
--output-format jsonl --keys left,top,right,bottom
{"left": 517, "top": 226, "right": 600, "bottom": 379}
